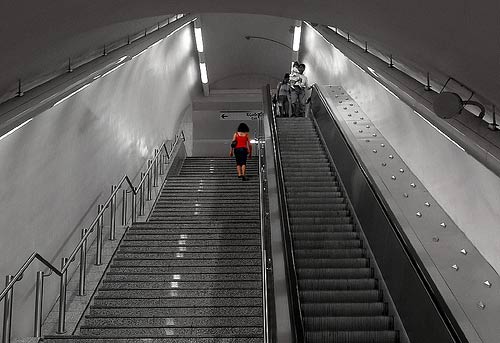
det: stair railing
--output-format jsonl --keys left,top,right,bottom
{"left": 257, "top": 108, "right": 269, "bottom": 343}
{"left": 265, "top": 84, "right": 305, "bottom": 342}
{"left": 0, "top": 130, "right": 185, "bottom": 343}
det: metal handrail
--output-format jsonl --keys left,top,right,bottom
{"left": 266, "top": 85, "right": 305, "bottom": 342}
{"left": 257, "top": 104, "right": 269, "bottom": 343}
{"left": 1, "top": 130, "right": 185, "bottom": 343}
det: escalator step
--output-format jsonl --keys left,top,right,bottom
{"left": 305, "top": 330, "right": 398, "bottom": 343}
{"left": 302, "top": 302, "right": 388, "bottom": 316}
{"left": 304, "top": 316, "right": 393, "bottom": 331}
{"left": 300, "top": 290, "right": 382, "bottom": 303}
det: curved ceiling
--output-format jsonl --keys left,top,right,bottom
{"left": 1, "top": 0, "right": 499, "bottom": 106}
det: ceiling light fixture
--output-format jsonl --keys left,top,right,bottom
{"left": 293, "top": 25, "right": 302, "bottom": 51}
{"left": 195, "top": 27, "right": 204, "bottom": 52}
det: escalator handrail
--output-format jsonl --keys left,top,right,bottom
{"left": 264, "top": 84, "right": 305, "bottom": 343}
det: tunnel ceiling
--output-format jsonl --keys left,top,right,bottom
{"left": 0, "top": 0, "right": 499, "bottom": 106}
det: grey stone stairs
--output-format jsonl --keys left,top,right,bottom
{"left": 44, "top": 157, "right": 263, "bottom": 343}
{"left": 277, "top": 118, "right": 399, "bottom": 343}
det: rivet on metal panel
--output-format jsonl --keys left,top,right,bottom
{"left": 381, "top": 143, "right": 385, "bottom": 147}
{"left": 399, "top": 169, "right": 404, "bottom": 173}
{"left": 403, "top": 193, "right": 409, "bottom": 198}
{"left": 366, "top": 125, "right": 370, "bottom": 128}
{"left": 341, "top": 92, "right": 345, "bottom": 95}
{"left": 477, "top": 301, "right": 486, "bottom": 310}
{"left": 365, "top": 139, "right": 370, "bottom": 143}
{"left": 440, "top": 222, "right": 447, "bottom": 228}
{"left": 461, "top": 249, "right": 468, "bottom": 255}
{"left": 373, "top": 149, "right": 377, "bottom": 153}
{"left": 360, "top": 117, "right": 364, "bottom": 120}
{"left": 382, "top": 162, "right": 387, "bottom": 167}
{"left": 391, "top": 175, "right": 396, "bottom": 180}
{"left": 348, "top": 114, "right": 352, "bottom": 117}
{"left": 410, "top": 183, "right": 416, "bottom": 188}
{"left": 372, "top": 133, "right": 377, "bottom": 137}
{"left": 350, "top": 103, "right": 354, "bottom": 106}
{"left": 353, "top": 121, "right": 358, "bottom": 124}
{"left": 416, "top": 212, "right": 422, "bottom": 217}
{"left": 345, "top": 98, "right": 349, "bottom": 100}
{"left": 432, "top": 236, "right": 439, "bottom": 242}
{"left": 425, "top": 202, "right": 430, "bottom": 207}
{"left": 355, "top": 110, "right": 359, "bottom": 113}
{"left": 484, "top": 281, "right": 492, "bottom": 288}
{"left": 389, "top": 155, "right": 394, "bottom": 159}
{"left": 344, "top": 107, "right": 348, "bottom": 110}
{"left": 452, "top": 264, "right": 459, "bottom": 271}
{"left": 335, "top": 95, "right": 339, "bottom": 98}
{"left": 359, "top": 130, "right": 363, "bottom": 133}
{"left": 339, "top": 100, "right": 343, "bottom": 103}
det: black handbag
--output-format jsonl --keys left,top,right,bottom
{"left": 231, "top": 140, "right": 237, "bottom": 148}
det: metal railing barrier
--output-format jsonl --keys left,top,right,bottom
{"left": 0, "top": 130, "right": 185, "bottom": 343}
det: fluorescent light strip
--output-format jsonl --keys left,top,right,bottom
{"left": 200, "top": 63, "right": 208, "bottom": 84}
{"left": 53, "top": 83, "right": 91, "bottom": 107}
{"left": 413, "top": 111, "right": 465, "bottom": 151}
{"left": 367, "top": 67, "right": 379, "bottom": 77}
{"left": 293, "top": 26, "right": 302, "bottom": 51}
{"left": 101, "top": 63, "right": 126, "bottom": 78}
{"left": 0, "top": 118, "right": 33, "bottom": 142}
{"left": 194, "top": 27, "right": 204, "bottom": 52}
{"left": 116, "top": 56, "right": 128, "bottom": 64}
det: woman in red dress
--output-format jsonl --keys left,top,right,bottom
{"left": 229, "top": 122, "right": 252, "bottom": 181}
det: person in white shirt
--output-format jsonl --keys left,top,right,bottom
{"left": 291, "top": 63, "right": 309, "bottom": 116}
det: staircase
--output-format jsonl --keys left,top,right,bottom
{"left": 45, "top": 157, "right": 264, "bottom": 342}
{"left": 277, "top": 117, "right": 400, "bottom": 343}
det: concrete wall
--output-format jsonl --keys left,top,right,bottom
{"left": 0, "top": 24, "right": 201, "bottom": 338}
{"left": 192, "top": 91, "right": 262, "bottom": 156}
{"left": 301, "top": 24, "right": 500, "bottom": 275}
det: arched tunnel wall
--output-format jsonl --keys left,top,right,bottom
{"left": 0, "top": 24, "right": 200, "bottom": 338}
{"left": 300, "top": 23, "right": 500, "bottom": 276}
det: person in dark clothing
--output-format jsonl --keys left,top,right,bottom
{"left": 229, "top": 122, "right": 252, "bottom": 180}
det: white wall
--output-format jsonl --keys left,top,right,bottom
{"left": 0, "top": 24, "right": 200, "bottom": 338}
{"left": 301, "top": 24, "right": 500, "bottom": 275}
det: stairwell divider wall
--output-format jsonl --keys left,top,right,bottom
{"left": 265, "top": 85, "right": 304, "bottom": 343}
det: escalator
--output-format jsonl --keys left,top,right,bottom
{"left": 276, "top": 117, "right": 400, "bottom": 343}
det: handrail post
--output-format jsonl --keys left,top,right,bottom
{"left": 131, "top": 191, "right": 137, "bottom": 223}
{"left": 57, "top": 258, "right": 68, "bottom": 334}
{"left": 79, "top": 228, "right": 88, "bottom": 296}
{"left": 110, "top": 185, "right": 117, "bottom": 241}
{"left": 96, "top": 204, "right": 104, "bottom": 266}
{"left": 153, "top": 149, "right": 159, "bottom": 187}
{"left": 159, "top": 153, "right": 165, "bottom": 175}
{"left": 139, "top": 173, "right": 145, "bottom": 216}
{"left": 147, "top": 160, "right": 153, "bottom": 200}
{"left": 2, "top": 275, "right": 14, "bottom": 343}
{"left": 33, "top": 271, "right": 44, "bottom": 337}
{"left": 121, "top": 189, "right": 127, "bottom": 226}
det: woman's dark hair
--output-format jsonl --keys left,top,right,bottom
{"left": 237, "top": 122, "right": 250, "bottom": 132}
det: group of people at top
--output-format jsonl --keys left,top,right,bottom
{"left": 275, "top": 61, "right": 310, "bottom": 117}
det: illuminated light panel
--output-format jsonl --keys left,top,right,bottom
{"left": 293, "top": 26, "right": 302, "bottom": 51}
{"left": 180, "top": 234, "right": 188, "bottom": 239}
{"left": 171, "top": 282, "right": 179, "bottom": 288}
{"left": 367, "top": 67, "right": 379, "bottom": 77}
{"left": 0, "top": 118, "right": 33, "bottom": 142}
{"left": 53, "top": 83, "right": 92, "bottom": 107}
{"left": 101, "top": 63, "right": 126, "bottom": 78}
{"left": 194, "top": 27, "right": 204, "bottom": 52}
{"left": 176, "top": 253, "right": 184, "bottom": 258}
{"left": 178, "top": 240, "right": 186, "bottom": 245}
{"left": 173, "top": 275, "right": 181, "bottom": 280}
{"left": 178, "top": 247, "right": 186, "bottom": 252}
{"left": 200, "top": 63, "right": 209, "bottom": 84}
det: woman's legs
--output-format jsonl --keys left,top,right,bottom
{"left": 236, "top": 165, "right": 242, "bottom": 177}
